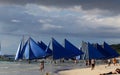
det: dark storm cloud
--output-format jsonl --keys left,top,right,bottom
{"left": 0, "top": 6, "right": 43, "bottom": 35}
{"left": 0, "top": 5, "right": 67, "bottom": 37}
{"left": 0, "top": 5, "right": 119, "bottom": 39}
{"left": 0, "top": 1, "right": 119, "bottom": 39}
{"left": 0, "top": 0, "right": 120, "bottom": 14}
{"left": 1, "top": 0, "right": 120, "bottom": 54}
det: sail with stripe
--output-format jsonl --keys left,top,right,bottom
{"left": 38, "top": 41, "right": 52, "bottom": 57}
{"left": 15, "top": 39, "right": 23, "bottom": 60}
{"left": 80, "top": 41, "right": 88, "bottom": 60}
{"left": 24, "top": 37, "right": 46, "bottom": 60}
{"left": 81, "top": 41, "right": 104, "bottom": 60}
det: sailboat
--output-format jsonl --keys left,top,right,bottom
{"left": 103, "top": 42, "right": 119, "bottom": 58}
{"left": 80, "top": 41, "right": 88, "bottom": 60}
{"left": 15, "top": 37, "right": 46, "bottom": 61}
{"left": 38, "top": 41, "right": 52, "bottom": 57}
{"left": 52, "top": 38, "right": 73, "bottom": 60}
{"left": 81, "top": 41, "right": 104, "bottom": 60}
{"left": 23, "top": 37, "right": 46, "bottom": 60}
{"left": 52, "top": 38, "right": 84, "bottom": 60}
{"left": 64, "top": 39, "right": 83, "bottom": 59}
{"left": 15, "top": 38, "right": 24, "bottom": 60}
{"left": 94, "top": 43, "right": 112, "bottom": 59}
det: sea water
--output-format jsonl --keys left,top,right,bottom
{"left": 0, "top": 60, "right": 86, "bottom": 75}
{"left": 0, "top": 60, "right": 105, "bottom": 75}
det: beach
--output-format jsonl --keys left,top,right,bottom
{"left": 58, "top": 64, "right": 120, "bottom": 75}
{"left": 0, "top": 60, "right": 81, "bottom": 75}
{"left": 0, "top": 60, "right": 119, "bottom": 75}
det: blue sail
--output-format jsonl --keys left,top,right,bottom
{"left": 38, "top": 41, "right": 52, "bottom": 56}
{"left": 15, "top": 37, "right": 29, "bottom": 60}
{"left": 87, "top": 42, "right": 105, "bottom": 59}
{"left": 24, "top": 37, "right": 46, "bottom": 60}
{"left": 81, "top": 42, "right": 104, "bottom": 60}
{"left": 20, "top": 40, "right": 28, "bottom": 59}
{"left": 52, "top": 38, "right": 72, "bottom": 60}
{"left": 64, "top": 39, "right": 83, "bottom": 58}
{"left": 24, "top": 40, "right": 36, "bottom": 60}
{"left": 103, "top": 42, "right": 119, "bottom": 58}
{"left": 15, "top": 39, "right": 23, "bottom": 60}
{"left": 96, "top": 43, "right": 112, "bottom": 59}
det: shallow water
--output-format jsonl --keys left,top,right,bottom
{"left": 0, "top": 60, "right": 83, "bottom": 75}
{"left": 0, "top": 60, "right": 105, "bottom": 75}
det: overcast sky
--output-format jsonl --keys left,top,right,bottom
{"left": 0, "top": 0, "right": 120, "bottom": 54}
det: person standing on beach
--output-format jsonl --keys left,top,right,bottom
{"left": 112, "top": 58, "right": 117, "bottom": 66}
{"left": 88, "top": 59, "right": 91, "bottom": 66}
{"left": 118, "top": 58, "right": 120, "bottom": 66}
{"left": 107, "top": 59, "right": 111, "bottom": 66}
{"left": 85, "top": 60, "right": 89, "bottom": 66}
{"left": 91, "top": 59, "right": 95, "bottom": 70}
{"left": 85, "top": 59, "right": 90, "bottom": 67}
{"left": 40, "top": 60, "right": 44, "bottom": 72}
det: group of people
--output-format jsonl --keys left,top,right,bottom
{"left": 107, "top": 58, "right": 117, "bottom": 67}
{"left": 39, "top": 58, "right": 120, "bottom": 75}
{"left": 100, "top": 68, "right": 120, "bottom": 75}
{"left": 100, "top": 58, "right": 120, "bottom": 75}
{"left": 85, "top": 59, "right": 96, "bottom": 70}
{"left": 85, "top": 58, "right": 118, "bottom": 70}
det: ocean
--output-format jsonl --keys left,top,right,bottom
{"left": 0, "top": 59, "right": 106, "bottom": 75}
{"left": 0, "top": 60, "right": 85, "bottom": 75}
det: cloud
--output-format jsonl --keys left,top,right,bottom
{"left": 0, "top": 4, "right": 120, "bottom": 38}
{"left": 39, "top": 19, "right": 52, "bottom": 24}
{"left": 0, "top": 0, "right": 120, "bottom": 15}
{"left": 0, "top": 1, "right": 120, "bottom": 54}
{"left": 80, "top": 15, "right": 120, "bottom": 28}
{"left": 11, "top": 19, "right": 21, "bottom": 23}
{"left": 41, "top": 24, "right": 63, "bottom": 30}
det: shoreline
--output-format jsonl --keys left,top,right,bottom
{"left": 58, "top": 64, "right": 120, "bottom": 75}
{"left": 0, "top": 61, "right": 119, "bottom": 75}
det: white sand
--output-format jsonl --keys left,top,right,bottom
{"left": 58, "top": 65, "right": 120, "bottom": 75}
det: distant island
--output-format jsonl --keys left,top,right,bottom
{"left": 111, "top": 44, "right": 120, "bottom": 54}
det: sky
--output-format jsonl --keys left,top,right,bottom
{"left": 0, "top": 0, "right": 120, "bottom": 54}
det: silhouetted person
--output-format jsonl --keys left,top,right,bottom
{"left": 100, "top": 68, "right": 120, "bottom": 75}
{"left": 107, "top": 59, "right": 111, "bottom": 66}
{"left": 40, "top": 60, "right": 44, "bottom": 72}
{"left": 91, "top": 59, "right": 95, "bottom": 70}
{"left": 85, "top": 60, "right": 89, "bottom": 66}
{"left": 112, "top": 58, "right": 117, "bottom": 66}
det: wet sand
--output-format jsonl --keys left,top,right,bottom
{"left": 58, "top": 64, "right": 120, "bottom": 75}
